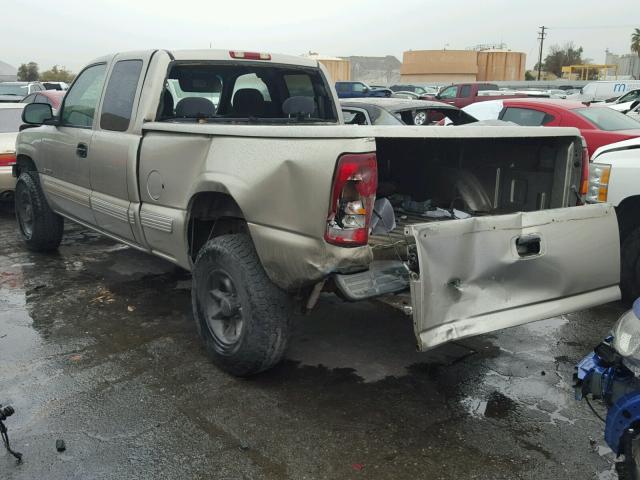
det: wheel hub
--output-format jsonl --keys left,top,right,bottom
{"left": 200, "top": 270, "right": 244, "bottom": 347}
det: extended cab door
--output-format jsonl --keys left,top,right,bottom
{"left": 406, "top": 204, "right": 620, "bottom": 351}
{"left": 41, "top": 63, "right": 107, "bottom": 225}
{"left": 90, "top": 52, "right": 152, "bottom": 243}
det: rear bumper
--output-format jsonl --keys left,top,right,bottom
{"left": 0, "top": 166, "right": 15, "bottom": 195}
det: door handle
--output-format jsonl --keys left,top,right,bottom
{"left": 515, "top": 234, "right": 542, "bottom": 257}
{"left": 76, "top": 143, "right": 88, "bottom": 158}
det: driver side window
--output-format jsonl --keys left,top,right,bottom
{"left": 61, "top": 63, "right": 107, "bottom": 128}
{"left": 352, "top": 83, "right": 366, "bottom": 93}
{"left": 438, "top": 86, "right": 458, "bottom": 99}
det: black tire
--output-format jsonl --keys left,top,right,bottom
{"left": 621, "top": 226, "right": 640, "bottom": 305}
{"left": 15, "top": 172, "right": 63, "bottom": 252}
{"left": 191, "top": 234, "right": 291, "bottom": 376}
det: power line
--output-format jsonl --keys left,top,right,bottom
{"left": 547, "top": 25, "right": 638, "bottom": 30}
{"left": 537, "top": 26, "right": 547, "bottom": 81}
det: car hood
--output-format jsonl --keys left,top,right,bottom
{"left": 0, "top": 132, "right": 18, "bottom": 154}
{"left": 591, "top": 136, "right": 640, "bottom": 160}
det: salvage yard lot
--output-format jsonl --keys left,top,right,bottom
{"left": 0, "top": 210, "right": 627, "bottom": 479}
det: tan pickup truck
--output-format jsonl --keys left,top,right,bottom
{"left": 15, "top": 49, "right": 620, "bottom": 376}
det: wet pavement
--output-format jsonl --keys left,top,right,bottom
{"left": 0, "top": 208, "right": 628, "bottom": 479}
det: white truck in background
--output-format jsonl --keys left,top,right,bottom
{"left": 573, "top": 81, "right": 640, "bottom": 102}
{"left": 589, "top": 137, "right": 640, "bottom": 302}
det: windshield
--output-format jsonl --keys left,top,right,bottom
{"left": 160, "top": 62, "right": 337, "bottom": 123}
{"left": 575, "top": 107, "right": 640, "bottom": 131}
{"left": 0, "top": 108, "right": 23, "bottom": 133}
{"left": 0, "top": 84, "right": 28, "bottom": 96}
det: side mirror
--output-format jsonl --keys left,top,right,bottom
{"left": 361, "top": 87, "right": 369, "bottom": 94}
{"left": 22, "top": 103, "right": 54, "bottom": 125}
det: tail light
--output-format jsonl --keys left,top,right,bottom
{"left": 0, "top": 153, "right": 16, "bottom": 167}
{"left": 325, "top": 153, "right": 377, "bottom": 247}
{"left": 229, "top": 51, "right": 271, "bottom": 60}
{"left": 578, "top": 146, "right": 589, "bottom": 204}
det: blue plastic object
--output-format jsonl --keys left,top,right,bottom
{"left": 605, "top": 392, "right": 640, "bottom": 454}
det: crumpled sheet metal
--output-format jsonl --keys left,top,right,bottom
{"left": 407, "top": 203, "right": 621, "bottom": 351}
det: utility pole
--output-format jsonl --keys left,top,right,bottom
{"left": 537, "top": 26, "right": 547, "bottom": 80}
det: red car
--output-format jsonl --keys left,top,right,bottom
{"left": 20, "top": 90, "right": 65, "bottom": 110}
{"left": 486, "top": 98, "right": 640, "bottom": 157}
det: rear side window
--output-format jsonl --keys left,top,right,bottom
{"left": 61, "top": 63, "right": 107, "bottom": 127}
{"left": 501, "top": 107, "right": 554, "bottom": 126}
{"left": 101, "top": 60, "right": 143, "bottom": 132}
{"left": 284, "top": 74, "right": 314, "bottom": 97}
{"left": 477, "top": 84, "right": 499, "bottom": 91}
{"left": 574, "top": 107, "right": 640, "bottom": 131}
{"left": 460, "top": 85, "right": 471, "bottom": 98}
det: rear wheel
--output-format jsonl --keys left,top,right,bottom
{"left": 621, "top": 226, "right": 640, "bottom": 305}
{"left": 191, "top": 234, "right": 291, "bottom": 376}
{"left": 15, "top": 172, "right": 63, "bottom": 252}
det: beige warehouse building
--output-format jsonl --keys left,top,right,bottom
{"left": 400, "top": 50, "right": 526, "bottom": 83}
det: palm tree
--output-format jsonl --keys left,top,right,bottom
{"left": 632, "top": 28, "right": 640, "bottom": 58}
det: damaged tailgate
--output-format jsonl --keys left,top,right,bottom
{"left": 406, "top": 203, "right": 620, "bottom": 351}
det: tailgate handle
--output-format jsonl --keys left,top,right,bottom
{"left": 515, "top": 234, "right": 541, "bottom": 257}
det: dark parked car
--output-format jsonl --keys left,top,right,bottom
{"left": 335, "top": 81, "right": 392, "bottom": 98}
{"left": 340, "top": 98, "right": 477, "bottom": 126}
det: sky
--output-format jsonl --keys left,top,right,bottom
{"left": 3, "top": 0, "right": 638, "bottom": 73}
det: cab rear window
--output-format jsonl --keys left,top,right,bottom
{"left": 160, "top": 63, "right": 337, "bottom": 123}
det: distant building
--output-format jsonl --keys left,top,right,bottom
{"left": 0, "top": 60, "right": 18, "bottom": 82}
{"left": 305, "top": 54, "right": 351, "bottom": 82}
{"left": 346, "top": 56, "right": 401, "bottom": 86}
{"left": 605, "top": 51, "right": 640, "bottom": 79}
{"left": 305, "top": 53, "right": 401, "bottom": 85}
{"left": 400, "top": 49, "right": 526, "bottom": 83}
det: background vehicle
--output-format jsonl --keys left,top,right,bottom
{"left": 629, "top": 103, "right": 640, "bottom": 123}
{"left": 42, "top": 81, "right": 69, "bottom": 91}
{"left": 573, "top": 81, "right": 640, "bottom": 102}
{"left": 589, "top": 137, "right": 640, "bottom": 302}
{"left": 607, "top": 88, "right": 640, "bottom": 114}
{"left": 341, "top": 98, "right": 477, "bottom": 125}
{"left": 21, "top": 90, "right": 65, "bottom": 111}
{"left": 422, "top": 82, "right": 530, "bottom": 108}
{"left": 0, "top": 103, "right": 25, "bottom": 203}
{"left": 458, "top": 98, "right": 640, "bottom": 157}
{"left": 0, "top": 82, "right": 46, "bottom": 103}
{"left": 14, "top": 48, "right": 619, "bottom": 377}
{"left": 335, "top": 81, "right": 392, "bottom": 98}
{"left": 389, "top": 84, "right": 439, "bottom": 96}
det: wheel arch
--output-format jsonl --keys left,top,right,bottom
{"left": 616, "top": 195, "right": 640, "bottom": 242}
{"left": 187, "top": 191, "right": 249, "bottom": 261}
{"left": 14, "top": 154, "right": 38, "bottom": 177}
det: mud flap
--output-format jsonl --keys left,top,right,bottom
{"left": 406, "top": 203, "right": 621, "bottom": 351}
